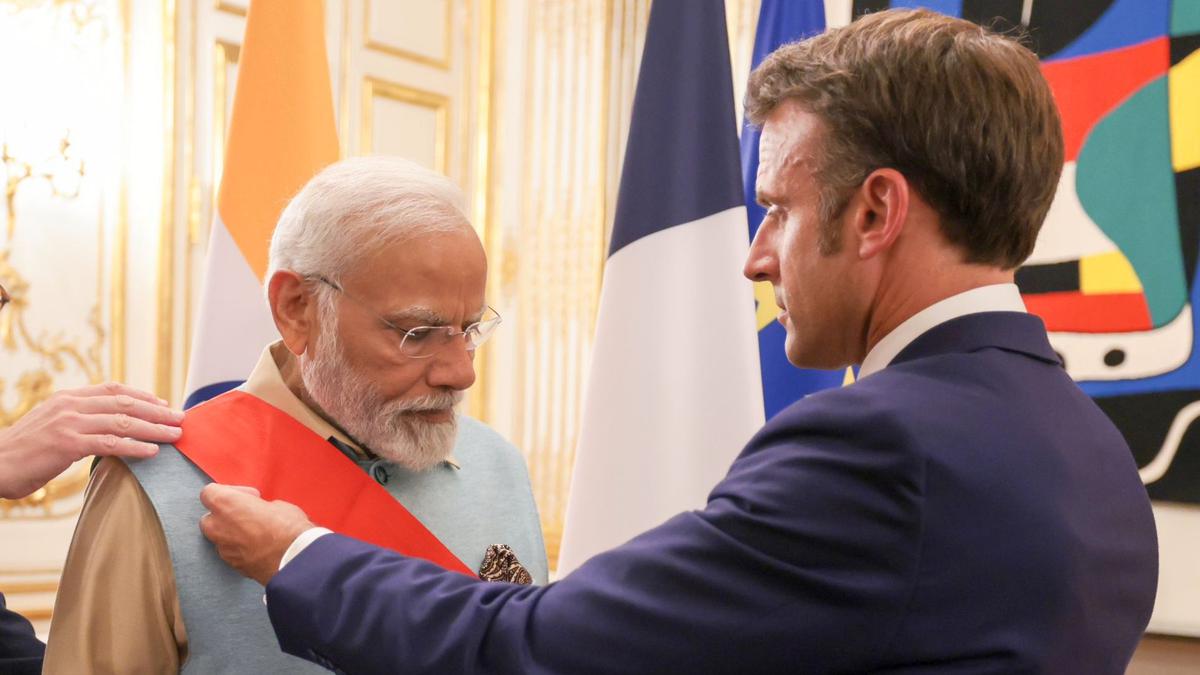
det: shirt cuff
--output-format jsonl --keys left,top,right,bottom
{"left": 279, "top": 527, "right": 334, "bottom": 571}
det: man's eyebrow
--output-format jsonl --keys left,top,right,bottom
{"left": 756, "top": 189, "right": 777, "bottom": 209}
{"left": 384, "top": 307, "right": 444, "bottom": 326}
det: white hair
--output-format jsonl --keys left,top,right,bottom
{"left": 266, "top": 156, "right": 469, "bottom": 291}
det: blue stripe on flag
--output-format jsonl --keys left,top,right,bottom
{"left": 742, "top": 0, "right": 845, "bottom": 420}
{"left": 607, "top": 0, "right": 744, "bottom": 257}
{"left": 184, "top": 380, "right": 242, "bottom": 410}
{"left": 892, "top": 0, "right": 963, "bottom": 16}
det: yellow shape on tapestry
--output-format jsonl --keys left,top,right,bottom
{"left": 1080, "top": 251, "right": 1143, "bottom": 295}
{"left": 754, "top": 280, "right": 780, "bottom": 331}
{"left": 1169, "top": 49, "right": 1200, "bottom": 172}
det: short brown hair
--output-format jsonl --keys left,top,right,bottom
{"left": 745, "top": 8, "right": 1063, "bottom": 268}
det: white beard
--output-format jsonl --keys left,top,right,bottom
{"left": 300, "top": 326, "right": 462, "bottom": 472}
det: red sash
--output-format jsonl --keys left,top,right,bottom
{"left": 177, "top": 389, "right": 473, "bottom": 576}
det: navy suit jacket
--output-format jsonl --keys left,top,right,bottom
{"left": 266, "top": 312, "right": 1158, "bottom": 674}
{"left": 0, "top": 592, "right": 43, "bottom": 675}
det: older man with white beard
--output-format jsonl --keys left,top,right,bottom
{"left": 44, "top": 157, "right": 548, "bottom": 674}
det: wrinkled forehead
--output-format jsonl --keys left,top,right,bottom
{"left": 756, "top": 106, "right": 824, "bottom": 201}
{"left": 347, "top": 227, "right": 488, "bottom": 319}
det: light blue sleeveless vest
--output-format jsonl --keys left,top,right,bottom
{"left": 126, "top": 416, "right": 547, "bottom": 674}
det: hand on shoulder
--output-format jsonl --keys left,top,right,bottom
{"left": 0, "top": 382, "right": 184, "bottom": 499}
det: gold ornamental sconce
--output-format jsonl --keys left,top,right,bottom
{"left": 2, "top": 134, "right": 86, "bottom": 240}
{"left": 0, "top": 0, "right": 104, "bottom": 33}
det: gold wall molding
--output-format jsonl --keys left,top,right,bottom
{"left": 11, "top": 607, "right": 51, "bottom": 621}
{"left": 181, "top": 0, "right": 198, "bottom": 367}
{"left": 156, "top": 0, "right": 177, "bottom": 401}
{"left": 0, "top": 580, "right": 57, "bottom": 594}
{"left": 111, "top": 0, "right": 132, "bottom": 384}
{"left": 360, "top": 76, "right": 450, "bottom": 173}
{"left": 0, "top": 466, "right": 88, "bottom": 518}
{"left": 467, "top": 0, "right": 497, "bottom": 422}
{"left": 364, "top": 0, "right": 452, "bottom": 70}
{"left": 211, "top": 39, "right": 240, "bottom": 192}
{"left": 181, "top": 0, "right": 196, "bottom": 371}
{"left": 202, "top": 36, "right": 241, "bottom": 318}
{"left": 112, "top": 181, "right": 127, "bottom": 381}
{"left": 338, "top": 0, "right": 352, "bottom": 158}
{"left": 0, "top": 566, "right": 62, "bottom": 575}
{"left": 214, "top": 0, "right": 244, "bottom": 17}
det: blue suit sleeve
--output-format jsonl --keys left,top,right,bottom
{"left": 0, "top": 592, "right": 44, "bottom": 675}
{"left": 266, "top": 396, "right": 926, "bottom": 674}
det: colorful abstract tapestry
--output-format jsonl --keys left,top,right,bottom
{"left": 853, "top": 0, "right": 1200, "bottom": 504}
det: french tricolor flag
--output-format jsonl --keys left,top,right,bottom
{"left": 558, "top": 0, "right": 765, "bottom": 574}
{"left": 185, "top": 0, "right": 339, "bottom": 408}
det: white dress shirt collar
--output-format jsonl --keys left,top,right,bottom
{"left": 857, "top": 283, "right": 1026, "bottom": 380}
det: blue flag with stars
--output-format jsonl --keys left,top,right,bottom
{"left": 742, "top": 0, "right": 846, "bottom": 420}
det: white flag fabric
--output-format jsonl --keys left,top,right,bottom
{"left": 557, "top": 0, "right": 765, "bottom": 574}
{"left": 185, "top": 0, "right": 338, "bottom": 407}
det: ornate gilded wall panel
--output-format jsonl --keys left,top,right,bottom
{"left": 0, "top": 0, "right": 177, "bottom": 633}
{"left": 211, "top": 40, "right": 240, "bottom": 184}
{"left": 365, "top": 0, "right": 452, "bottom": 69}
{"left": 0, "top": 2, "right": 115, "bottom": 507}
{"left": 361, "top": 77, "right": 450, "bottom": 171}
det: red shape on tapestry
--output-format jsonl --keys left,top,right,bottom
{"left": 1023, "top": 291, "right": 1153, "bottom": 333}
{"left": 1042, "top": 37, "right": 1169, "bottom": 162}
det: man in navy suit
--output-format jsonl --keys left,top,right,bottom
{"left": 0, "top": 596, "right": 41, "bottom": 675}
{"left": 200, "top": 9, "right": 1158, "bottom": 674}
{"left": 0, "top": 283, "right": 185, "bottom": 674}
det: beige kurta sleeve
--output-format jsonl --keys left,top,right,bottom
{"left": 44, "top": 457, "right": 188, "bottom": 673}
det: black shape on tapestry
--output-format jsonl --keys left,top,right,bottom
{"left": 1016, "top": 260, "right": 1080, "bottom": 295}
{"left": 1095, "top": 390, "right": 1200, "bottom": 504}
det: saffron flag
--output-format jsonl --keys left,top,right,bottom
{"left": 184, "top": 0, "right": 339, "bottom": 408}
{"left": 557, "top": 0, "right": 764, "bottom": 574}
{"left": 741, "top": 0, "right": 843, "bottom": 420}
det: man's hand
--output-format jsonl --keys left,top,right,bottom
{"left": 0, "top": 382, "right": 184, "bottom": 499}
{"left": 199, "top": 484, "right": 315, "bottom": 586}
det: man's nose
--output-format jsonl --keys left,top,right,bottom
{"left": 744, "top": 225, "right": 778, "bottom": 282}
{"left": 426, "top": 339, "right": 477, "bottom": 391}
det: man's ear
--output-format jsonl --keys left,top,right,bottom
{"left": 850, "top": 168, "right": 910, "bottom": 260}
{"left": 267, "top": 271, "right": 315, "bottom": 355}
